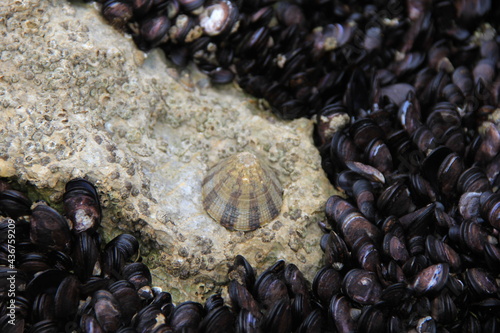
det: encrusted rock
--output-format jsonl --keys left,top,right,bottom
{"left": 0, "top": 0, "right": 337, "bottom": 301}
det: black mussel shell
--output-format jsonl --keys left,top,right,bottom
{"left": 170, "top": 301, "right": 204, "bottom": 331}
{"left": 0, "top": 190, "right": 32, "bottom": 219}
{"left": 30, "top": 204, "right": 71, "bottom": 252}
{"left": 312, "top": 266, "right": 341, "bottom": 306}
{"left": 93, "top": 290, "right": 122, "bottom": 332}
{"left": 64, "top": 178, "right": 102, "bottom": 233}
{"left": 342, "top": 268, "right": 382, "bottom": 305}
{"left": 411, "top": 263, "right": 449, "bottom": 296}
{"left": 253, "top": 260, "right": 289, "bottom": 310}
{"left": 328, "top": 294, "right": 357, "bottom": 333}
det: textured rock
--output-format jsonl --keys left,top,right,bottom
{"left": 0, "top": 0, "right": 337, "bottom": 301}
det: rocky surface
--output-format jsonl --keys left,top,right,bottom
{"left": 0, "top": 0, "right": 337, "bottom": 301}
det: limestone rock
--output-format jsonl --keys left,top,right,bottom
{"left": 0, "top": 0, "right": 338, "bottom": 302}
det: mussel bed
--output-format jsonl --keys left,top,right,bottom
{"left": 2, "top": 0, "right": 500, "bottom": 332}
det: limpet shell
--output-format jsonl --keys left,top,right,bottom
{"left": 201, "top": 152, "right": 283, "bottom": 231}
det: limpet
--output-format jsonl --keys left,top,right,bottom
{"left": 201, "top": 152, "right": 283, "bottom": 231}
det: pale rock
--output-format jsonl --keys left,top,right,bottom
{"left": 0, "top": 0, "right": 338, "bottom": 302}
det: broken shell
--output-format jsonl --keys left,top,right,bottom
{"left": 201, "top": 152, "right": 283, "bottom": 231}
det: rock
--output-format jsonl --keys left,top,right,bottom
{"left": 0, "top": 0, "right": 337, "bottom": 302}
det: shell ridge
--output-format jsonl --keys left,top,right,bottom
{"left": 219, "top": 186, "right": 243, "bottom": 229}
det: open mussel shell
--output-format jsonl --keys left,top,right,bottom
{"left": 201, "top": 152, "right": 283, "bottom": 231}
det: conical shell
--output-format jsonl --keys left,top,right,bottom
{"left": 202, "top": 152, "right": 283, "bottom": 231}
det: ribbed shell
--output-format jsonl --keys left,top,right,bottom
{"left": 202, "top": 152, "right": 283, "bottom": 231}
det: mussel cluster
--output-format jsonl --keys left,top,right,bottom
{"left": 88, "top": 0, "right": 493, "bottom": 119}
{"left": 92, "top": 0, "right": 500, "bottom": 330}
{"left": 0, "top": 179, "right": 196, "bottom": 332}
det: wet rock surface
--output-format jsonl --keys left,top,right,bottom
{"left": 0, "top": 0, "right": 335, "bottom": 301}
